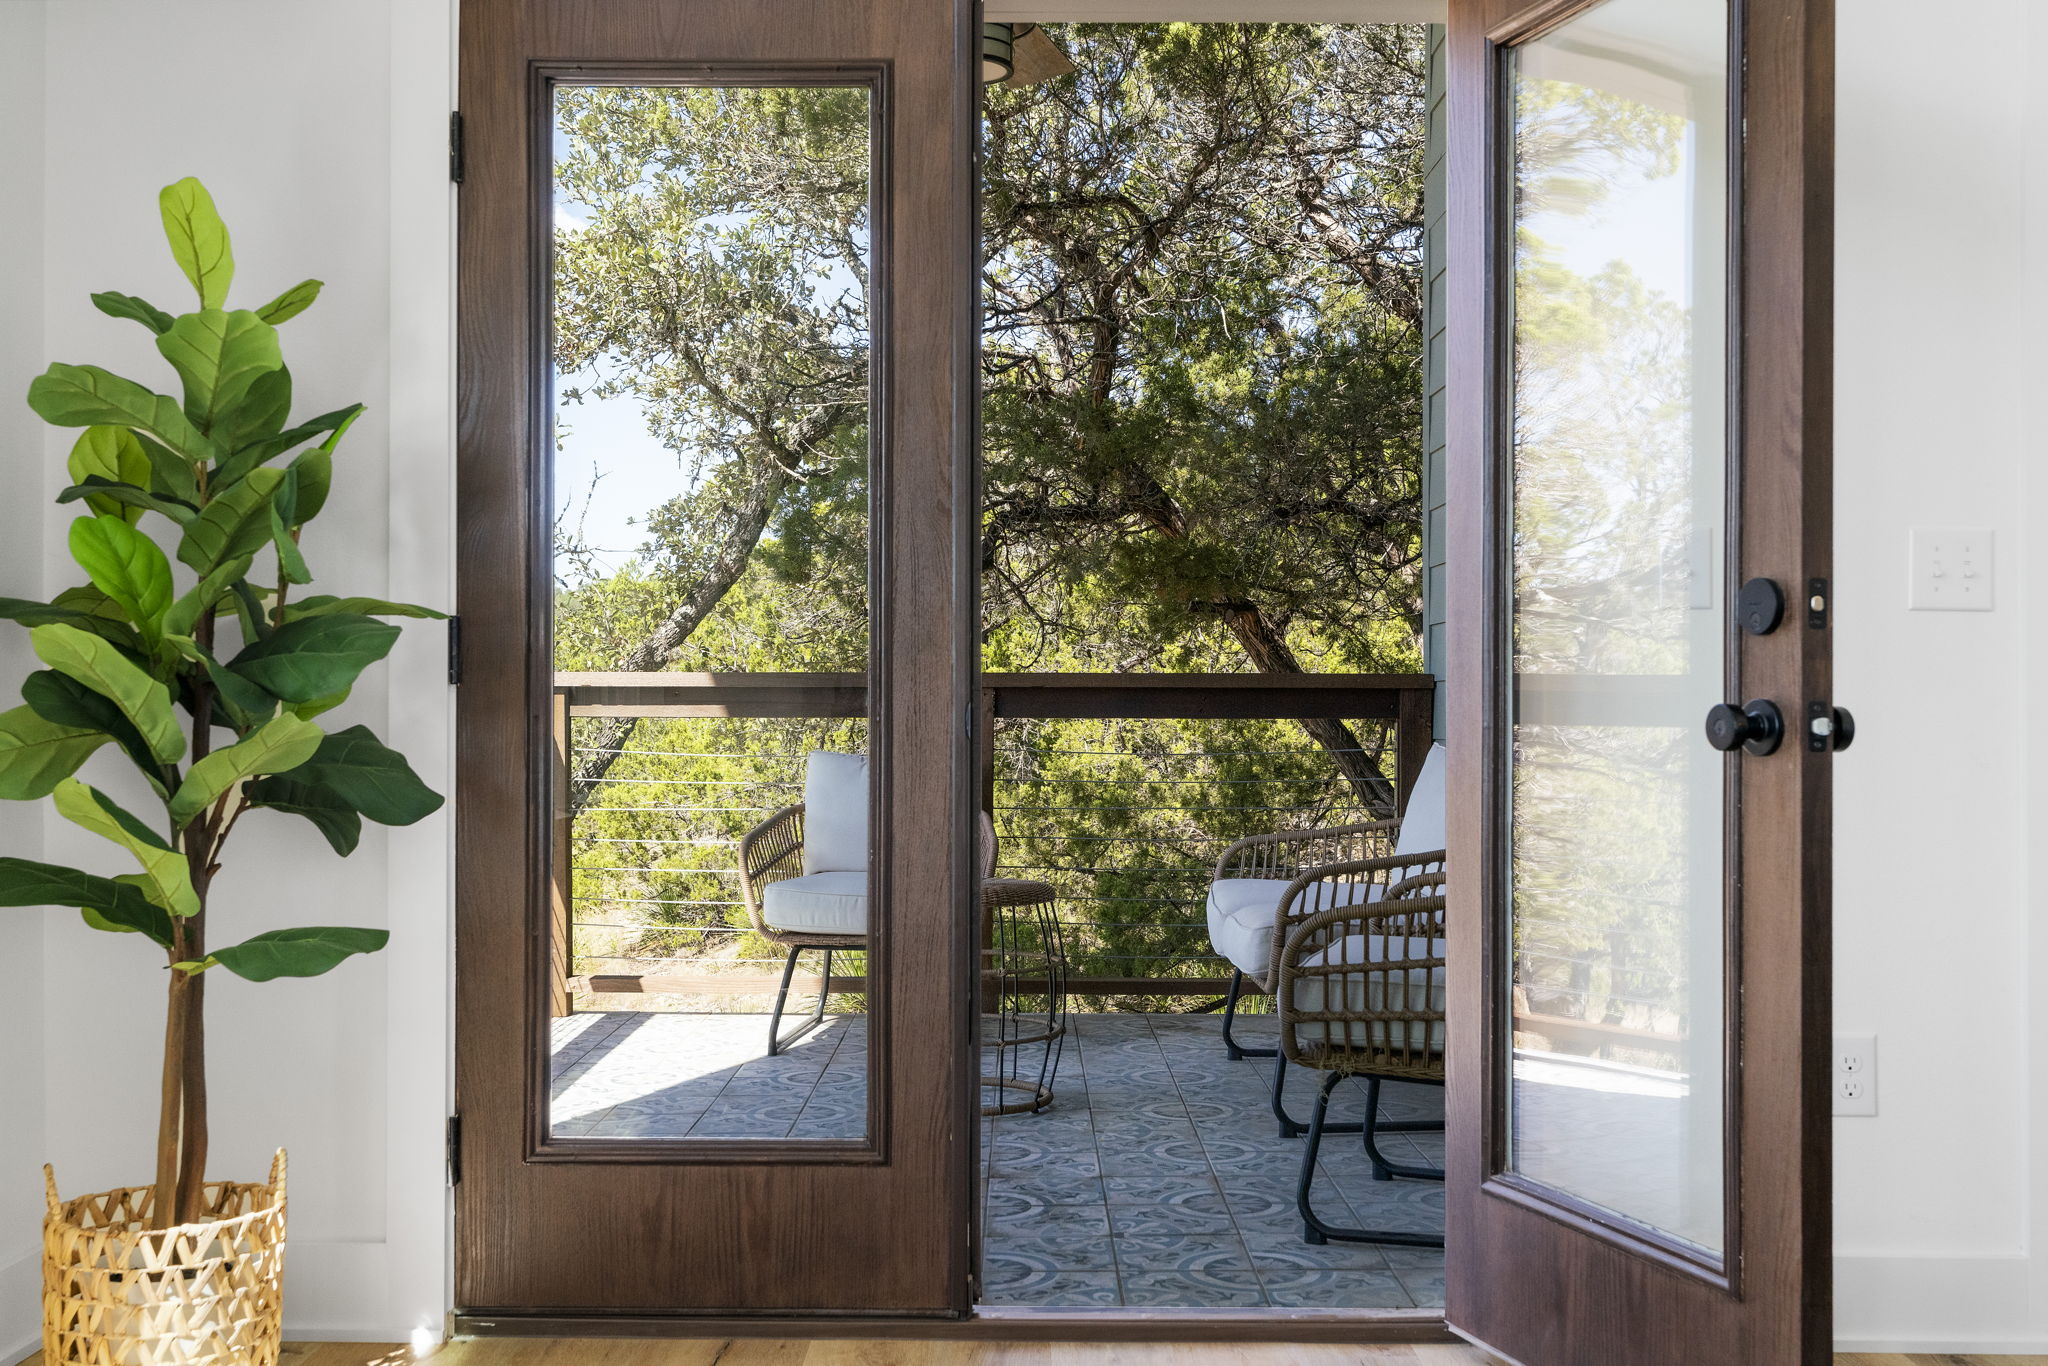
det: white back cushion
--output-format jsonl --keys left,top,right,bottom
{"left": 802, "top": 750, "right": 869, "bottom": 874}
{"left": 1394, "top": 742, "right": 1448, "bottom": 861}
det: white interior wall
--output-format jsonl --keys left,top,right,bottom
{"left": 1828, "top": 0, "right": 2045, "bottom": 1349}
{"left": 0, "top": 6, "right": 50, "bottom": 1363}
{"left": 0, "top": 0, "right": 2040, "bottom": 1353}
{"left": 0, "top": 0, "right": 455, "bottom": 1348}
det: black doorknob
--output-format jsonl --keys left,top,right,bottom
{"left": 1807, "top": 704, "right": 1855, "bottom": 753}
{"left": 1705, "top": 699, "right": 1784, "bottom": 756}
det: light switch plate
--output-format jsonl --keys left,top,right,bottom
{"left": 1909, "top": 526, "right": 1993, "bottom": 611}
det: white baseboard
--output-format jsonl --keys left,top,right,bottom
{"left": 1836, "top": 1342, "right": 2048, "bottom": 1355}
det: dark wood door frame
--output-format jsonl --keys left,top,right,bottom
{"left": 1443, "top": 0, "right": 1835, "bottom": 1361}
{"left": 453, "top": 0, "right": 979, "bottom": 1317}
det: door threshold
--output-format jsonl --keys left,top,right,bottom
{"left": 452, "top": 1308, "right": 1452, "bottom": 1344}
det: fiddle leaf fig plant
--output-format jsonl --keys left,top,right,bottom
{"left": 4, "top": 178, "right": 444, "bottom": 1228}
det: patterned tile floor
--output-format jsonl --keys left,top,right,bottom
{"left": 979, "top": 1011, "right": 1445, "bottom": 1310}
{"left": 550, "top": 1011, "right": 868, "bottom": 1140}
{"left": 547, "top": 1010, "right": 1445, "bottom": 1309}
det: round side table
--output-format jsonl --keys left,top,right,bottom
{"left": 980, "top": 878, "right": 1068, "bottom": 1117}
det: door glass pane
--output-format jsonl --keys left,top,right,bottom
{"left": 1505, "top": 0, "right": 1730, "bottom": 1255}
{"left": 547, "top": 83, "right": 875, "bottom": 1143}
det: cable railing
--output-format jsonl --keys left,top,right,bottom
{"left": 550, "top": 672, "right": 1437, "bottom": 1012}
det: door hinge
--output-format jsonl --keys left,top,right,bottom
{"left": 449, "top": 112, "right": 466, "bottom": 185}
{"left": 447, "top": 615, "right": 463, "bottom": 686}
{"left": 446, "top": 1113, "right": 463, "bottom": 1185}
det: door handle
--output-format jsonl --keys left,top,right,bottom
{"left": 1705, "top": 699, "right": 1784, "bottom": 756}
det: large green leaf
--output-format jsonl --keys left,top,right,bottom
{"left": 213, "top": 365, "right": 292, "bottom": 456}
{"left": 133, "top": 432, "right": 200, "bottom": 504}
{"left": 196, "top": 925, "right": 388, "bottom": 981}
{"left": 159, "top": 177, "right": 234, "bottom": 309}
{"left": 255, "top": 279, "right": 323, "bottom": 325}
{"left": 216, "top": 403, "right": 362, "bottom": 487}
{"left": 20, "top": 670, "right": 165, "bottom": 788}
{"left": 0, "top": 596, "right": 122, "bottom": 635}
{"left": 290, "top": 725, "right": 443, "bottom": 826}
{"left": 162, "top": 554, "right": 253, "bottom": 640}
{"left": 58, "top": 478, "right": 197, "bottom": 525}
{"left": 176, "top": 466, "right": 284, "bottom": 576}
{"left": 286, "top": 445, "right": 331, "bottom": 525}
{"left": 279, "top": 595, "right": 448, "bottom": 622}
{"left": 26, "top": 363, "right": 219, "bottom": 465}
{"left": 245, "top": 770, "right": 363, "bottom": 854}
{"left": 164, "top": 634, "right": 277, "bottom": 731}
{"left": 156, "top": 308, "right": 283, "bottom": 431}
{"left": 90, "top": 291, "right": 174, "bottom": 335}
{"left": 67, "top": 516, "right": 174, "bottom": 647}
{"left": 167, "top": 713, "right": 322, "bottom": 826}
{"left": 0, "top": 706, "right": 107, "bottom": 800}
{"left": 0, "top": 856, "right": 173, "bottom": 945}
{"left": 51, "top": 779, "right": 199, "bottom": 917}
{"left": 229, "top": 614, "right": 397, "bottom": 703}
{"left": 268, "top": 467, "right": 311, "bottom": 583}
{"left": 30, "top": 623, "right": 184, "bottom": 764}
{"left": 67, "top": 427, "right": 154, "bottom": 524}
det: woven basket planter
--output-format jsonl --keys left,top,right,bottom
{"left": 42, "top": 1151, "right": 288, "bottom": 1366}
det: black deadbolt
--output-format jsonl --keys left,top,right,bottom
{"left": 1739, "top": 578, "right": 1786, "bottom": 636}
{"left": 1705, "top": 699, "right": 1785, "bottom": 756}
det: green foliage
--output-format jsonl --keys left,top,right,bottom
{"left": 188, "top": 925, "right": 389, "bottom": 981}
{"left": 2, "top": 177, "right": 443, "bottom": 990}
{"left": 0, "top": 856, "right": 173, "bottom": 945}
{"left": 545, "top": 26, "right": 1430, "bottom": 1006}
{"left": 158, "top": 177, "right": 236, "bottom": 310}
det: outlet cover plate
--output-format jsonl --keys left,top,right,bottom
{"left": 1833, "top": 1033, "right": 1877, "bottom": 1117}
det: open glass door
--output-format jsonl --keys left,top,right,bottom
{"left": 453, "top": 0, "right": 976, "bottom": 1320}
{"left": 1445, "top": 0, "right": 1834, "bottom": 1361}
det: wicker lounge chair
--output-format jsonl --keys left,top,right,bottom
{"left": 1206, "top": 742, "right": 1447, "bottom": 1134}
{"left": 1275, "top": 867, "right": 1447, "bottom": 1247}
{"left": 739, "top": 751, "right": 998, "bottom": 1056}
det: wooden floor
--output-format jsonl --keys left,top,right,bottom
{"left": 17, "top": 1343, "right": 2048, "bottom": 1366}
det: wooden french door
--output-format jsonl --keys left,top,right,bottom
{"left": 1444, "top": 0, "right": 1833, "bottom": 1361}
{"left": 453, "top": 0, "right": 977, "bottom": 1319}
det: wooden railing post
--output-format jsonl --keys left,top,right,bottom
{"left": 549, "top": 689, "right": 573, "bottom": 1018}
{"left": 1396, "top": 682, "right": 1435, "bottom": 817}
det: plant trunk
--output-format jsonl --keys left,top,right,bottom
{"left": 175, "top": 964, "right": 208, "bottom": 1224}
{"left": 152, "top": 968, "right": 190, "bottom": 1230}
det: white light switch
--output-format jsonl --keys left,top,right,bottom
{"left": 1909, "top": 526, "right": 1993, "bottom": 611}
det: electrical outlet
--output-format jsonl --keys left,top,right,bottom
{"left": 1833, "top": 1033, "right": 1877, "bottom": 1116}
{"left": 1909, "top": 526, "right": 1993, "bottom": 610}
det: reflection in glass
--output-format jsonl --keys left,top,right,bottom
{"left": 1506, "top": 0, "right": 1729, "bottom": 1254}
{"left": 545, "top": 84, "right": 874, "bottom": 1142}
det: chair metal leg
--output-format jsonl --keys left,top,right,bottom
{"left": 1221, "top": 969, "right": 1276, "bottom": 1061}
{"left": 1297, "top": 1071, "right": 1445, "bottom": 1250}
{"left": 767, "top": 945, "right": 831, "bottom": 1057}
{"left": 1272, "top": 1048, "right": 1363, "bottom": 1140}
{"left": 1359, "top": 1075, "right": 1448, "bottom": 1180}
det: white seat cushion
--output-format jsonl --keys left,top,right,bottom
{"left": 1290, "top": 932, "right": 1447, "bottom": 1052}
{"left": 1207, "top": 878, "right": 1383, "bottom": 980}
{"left": 1395, "top": 743, "right": 1448, "bottom": 863}
{"left": 1206, "top": 878, "right": 1292, "bottom": 978}
{"left": 802, "top": 751, "right": 869, "bottom": 875}
{"left": 761, "top": 870, "right": 868, "bottom": 936}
